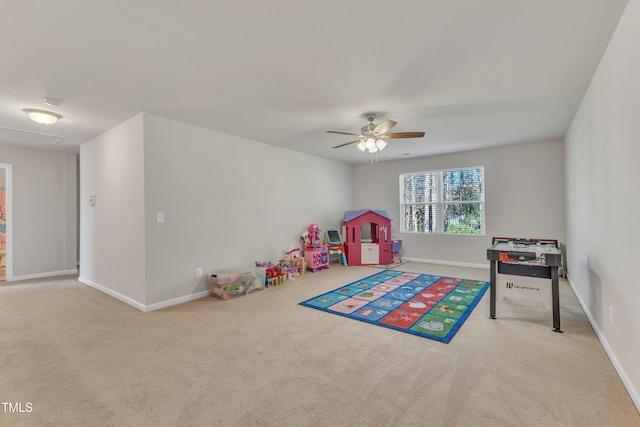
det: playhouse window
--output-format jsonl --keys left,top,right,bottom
{"left": 399, "top": 167, "right": 485, "bottom": 235}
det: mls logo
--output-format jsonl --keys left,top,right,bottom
{"left": 2, "top": 402, "right": 33, "bottom": 413}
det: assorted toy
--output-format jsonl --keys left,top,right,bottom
{"left": 392, "top": 239, "right": 402, "bottom": 263}
{"left": 307, "top": 224, "right": 321, "bottom": 247}
{"left": 210, "top": 216, "right": 400, "bottom": 299}
{"left": 302, "top": 224, "right": 330, "bottom": 272}
{"left": 325, "top": 229, "right": 348, "bottom": 266}
{"left": 255, "top": 247, "right": 306, "bottom": 287}
{"left": 284, "top": 248, "right": 305, "bottom": 278}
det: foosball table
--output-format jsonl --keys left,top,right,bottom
{"left": 486, "top": 237, "right": 563, "bottom": 332}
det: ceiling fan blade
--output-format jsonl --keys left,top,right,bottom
{"left": 326, "top": 130, "right": 362, "bottom": 137}
{"left": 332, "top": 139, "right": 362, "bottom": 149}
{"left": 373, "top": 120, "right": 397, "bottom": 135}
{"left": 380, "top": 132, "right": 426, "bottom": 139}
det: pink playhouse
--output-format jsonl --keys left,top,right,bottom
{"left": 342, "top": 210, "right": 392, "bottom": 266}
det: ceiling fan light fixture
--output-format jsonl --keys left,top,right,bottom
{"left": 23, "top": 108, "right": 62, "bottom": 124}
{"left": 327, "top": 112, "right": 425, "bottom": 162}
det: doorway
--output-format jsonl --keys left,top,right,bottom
{"left": 0, "top": 164, "right": 12, "bottom": 282}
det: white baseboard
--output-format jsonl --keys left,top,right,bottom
{"left": 78, "top": 277, "right": 147, "bottom": 311}
{"left": 144, "top": 290, "right": 210, "bottom": 312}
{"left": 567, "top": 275, "right": 640, "bottom": 413}
{"left": 78, "top": 276, "right": 210, "bottom": 313}
{"left": 403, "top": 257, "right": 489, "bottom": 270}
{"left": 10, "top": 269, "right": 78, "bottom": 282}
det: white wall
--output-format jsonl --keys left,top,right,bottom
{"left": 79, "top": 113, "right": 354, "bottom": 309}
{"left": 142, "top": 113, "right": 353, "bottom": 306}
{"left": 565, "top": 0, "right": 640, "bottom": 409}
{"left": 79, "top": 114, "right": 147, "bottom": 305}
{"left": 353, "top": 139, "right": 566, "bottom": 266}
{"left": 0, "top": 144, "right": 77, "bottom": 279}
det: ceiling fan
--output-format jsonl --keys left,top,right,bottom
{"left": 327, "top": 113, "right": 425, "bottom": 160}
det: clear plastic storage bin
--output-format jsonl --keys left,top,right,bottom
{"left": 208, "top": 267, "right": 266, "bottom": 300}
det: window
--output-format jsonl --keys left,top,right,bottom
{"left": 400, "top": 167, "right": 485, "bottom": 235}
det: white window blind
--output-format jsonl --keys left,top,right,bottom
{"left": 400, "top": 167, "right": 485, "bottom": 235}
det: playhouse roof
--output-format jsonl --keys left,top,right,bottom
{"left": 343, "top": 210, "right": 392, "bottom": 223}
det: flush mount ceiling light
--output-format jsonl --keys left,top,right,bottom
{"left": 23, "top": 108, "right": 62, "bottom": 125}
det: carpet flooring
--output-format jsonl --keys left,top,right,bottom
{"left": 1, "top": 262, "right": 638, "bottom": 426}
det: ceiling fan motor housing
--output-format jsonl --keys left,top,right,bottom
{"left": 361, "top": 124, "right": 376, "bottom": 135}
{"left": 364, "top": 113, "right": 377, "bottom": 122}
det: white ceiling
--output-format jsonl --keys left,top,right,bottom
{"left": 0, "top": 0, "right": 629, "bottom": 164}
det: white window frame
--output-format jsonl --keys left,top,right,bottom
{"left": 399, "top": 166, "right": 485, "bottom": 236}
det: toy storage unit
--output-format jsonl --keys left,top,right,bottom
{"left": 208, "top": 267, "right": 266, "bottom": 300}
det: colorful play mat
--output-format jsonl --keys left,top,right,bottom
{"left": 299, "top": 270, "right": 489, "bottom": 343}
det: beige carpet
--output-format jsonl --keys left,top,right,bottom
{"left": 363, "top": 261, "right": 407, "bottom": 269}
{"left": 1, "top": 262, "right": 638, "bottom": 426}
